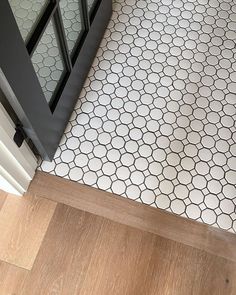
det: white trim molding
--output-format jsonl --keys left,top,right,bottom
{"left": 0, "top": 103, "right": 37, "bottom": 195}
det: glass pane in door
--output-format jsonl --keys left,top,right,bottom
{"left": 31, "top": 20, "right": 66, "bottom": 104}
{"left": 59, "top": 0, "right": 84, "bottom": 56}
{"left": 8, "top": 0, "right": 48, "bottom": 42}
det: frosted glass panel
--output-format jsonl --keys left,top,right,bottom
{"left": 9, "top": 0, "right": 48, "bottom": 42}
{"left": 31, "top": 21, "right": 65, "bottom": 103}
{"left": 60, "top": 0, "right": 83, "bottom": 55}
{"left": 87, "top": 0, "right": 97, "bottom": 15}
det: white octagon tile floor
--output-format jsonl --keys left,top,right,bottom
{"left": 40, "top": 0, "right": 236, "bottom": 233}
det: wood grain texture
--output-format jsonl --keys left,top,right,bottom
{"left": 145, "top": 239, "right": 236, "bottom": 295}
{"left": 0, "top": 189, "right": 7, "bottom": 210}
{"left": 29, "top": 171, "right": 236, "bottom": 262}
{"left": 0, "top": 261, "right": 28, "bottom": 295}
{"left": 21, "top": 204, "right": 236, "bottom": 295}
{"left": 79, "top": 223, "right": 236, "bottom": 295}
{"left": 0, "top": 193, "right": 56, "bottom": 270}
{"left": 21, "top": 204, "right": 105, "bottom": 295}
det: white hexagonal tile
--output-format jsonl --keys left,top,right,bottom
{"left": 171, "top": 199, "right": 186, "bottom": 215}
{"left": 217, "top": 214, "right": 232, "bottom": 230}
{"left": 140, "top": 190, "right": 156, "bottom": 204}
{"left": 204, "top": 194, "right": 220, "bottom": 210}
{"left": 220, "top": 199, "right": 235, "bottom": 214}
{"left": 186, "top": 204, "right": 201, "bottom": 220}
{"left": 201, "top": 209, "right": 217, "bottom": 225}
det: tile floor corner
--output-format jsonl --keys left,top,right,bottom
{"left": 40, "top": 0, "right": 236, "bottom": 233}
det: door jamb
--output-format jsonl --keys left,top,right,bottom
{"left": 0, "top": 101, "right": 37, "bottom": 195}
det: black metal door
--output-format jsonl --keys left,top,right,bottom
{"left": 0, "top": 0, "right": 111, "bottom": 160}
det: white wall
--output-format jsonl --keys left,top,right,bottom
{"left": 0, "top": 99, "right": 37, "bottom": 196}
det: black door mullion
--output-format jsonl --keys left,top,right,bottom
{"left": 53, "top": 8, "right": 73, "bottom": 72}
{"left": 80, "top": 0, "right": 90, "bottom": 30}
{"left": 27, "top": 1, "right": 57, "bottom": 57}
{"left": 49, "top": 7, "right": 73, "bottom": 112}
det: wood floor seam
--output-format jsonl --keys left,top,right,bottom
{"left": 28, "top": 171, "right": 236, "bottom": 263}
{"left": 0, "top": 190, "right": 7, "bottom": 210}
{"left": 0, "top": 259, "right": 31, "bottom": 272}
{"left": 0, "top": 193, "right": 57, "bottom": 270}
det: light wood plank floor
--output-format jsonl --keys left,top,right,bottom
{"left": 0, "top": 178, "right": 236, "bottom": 294}
{"left": 0, "top": 189, "right": 7, "bottom": 210}
{"left": 0, "top": 194, "right": 56, "bottom": 270}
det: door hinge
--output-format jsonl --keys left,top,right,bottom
{"left": 14, "top": 123, "right": 27, "bottom": 147}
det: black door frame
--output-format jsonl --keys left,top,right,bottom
{"left": 0, "top": 0, "right": 112, "bottom": 160}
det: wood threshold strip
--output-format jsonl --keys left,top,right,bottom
{"left": 28, "top": 171, "right": 236, "bottom": 263}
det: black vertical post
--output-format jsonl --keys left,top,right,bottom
{"left": 81, "top": 0, "right": 90, "bottom": 30}
{"left": 53, "top": 8, "right": 73, "bottom": 71}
